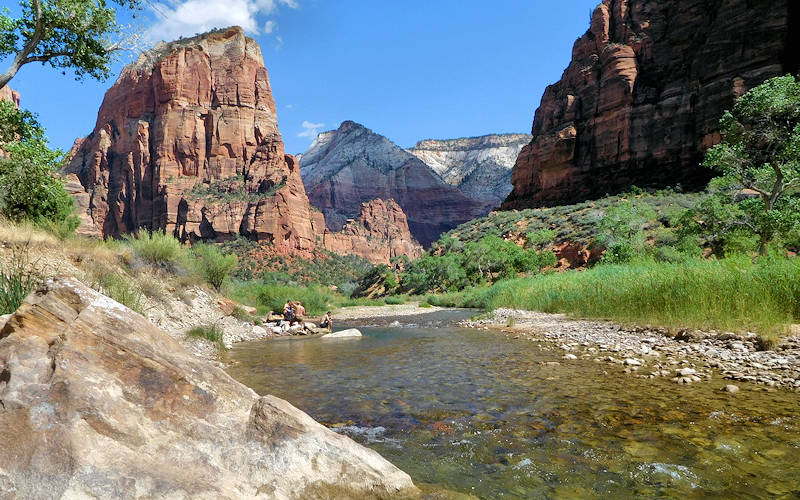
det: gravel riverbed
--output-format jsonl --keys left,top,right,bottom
{"left": 462, "top": 309, "right": 800, "bottom": 391}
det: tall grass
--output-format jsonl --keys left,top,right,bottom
{"left": 475, "top": 256, "right": 800, "bottom": 338}
{"left": 0, "top": 248, "right": 41, "bottom": 314}
{"left": 186, "top": 324, "right": 226, "bottom": 349}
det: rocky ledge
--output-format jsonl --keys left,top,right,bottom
{"left": 464, "top": 309, "right": 800, "bottom": 391}
{"left": 0, "top": 278, "right": 417, "bottom": 499}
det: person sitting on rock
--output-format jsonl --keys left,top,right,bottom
{"left": 320, "top": 311, "right": 333, "bottom": 332}
{"left": 282, "top": 301, "right": 295, "bottom": 323}
{"left": 294, "top": 301, "right": 306, "bottom": 323}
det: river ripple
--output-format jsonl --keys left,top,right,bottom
{"left": 226, "top": 313, "right": 800, "bottom": 499}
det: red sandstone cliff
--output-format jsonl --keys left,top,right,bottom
{"left": 322, "top": 199, "right": 423, "bottom": 263}
{"left": 66, "top": 27, "right": 418, "bottom": 264}
{"left": 0, "top": 86, "right": 20, "bottom": 107}
{"left": 503, "top": 0, "right": 798, "bottom": 209}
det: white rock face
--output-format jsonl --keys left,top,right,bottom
{"left": 321, "top": 328, "right": 363, "bottom": 338}
{"left": 408, "top": 134, "right": 531, "bottom": 204}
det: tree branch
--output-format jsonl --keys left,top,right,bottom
{"left": 0, "top": 0, "right": 44, "bottom": 90}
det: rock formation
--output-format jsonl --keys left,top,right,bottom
{"left": 0, "top": 86, "right": 19, "bottom": 107}
{"left": 408, "top": 134, "right": 530, "bottom": 205}
{"left": 0, "top": 277, "right": 417, "bottom": 498}
{"left": 65, "top": 27, "right": 419, "bottom": 264}
{"left": 503, "top": 0, "right": 798, "bottom": 209}
{"left": 321, "top": 199, "right": 423, "bottom": 263}
{"left": 300, "top": 121, "right": 491, "bottom": 247}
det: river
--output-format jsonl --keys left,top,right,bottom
{"left": 226, "top": 311, "right": 800, "bottom": 498}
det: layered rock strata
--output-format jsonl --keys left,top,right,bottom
{"left": 321, "top": 199, "right": 424, "bottom": 263}
{"left": 0, "top": 277, "right": 417, "bottom": 498}
{"left": 300, "top": 121, "right": 491, "bottom": 247}
{"left": 408, "top": 134, "right": 530, "bottom": 204}
{"left": 67, "top": 27, "right": 317, "bottom": 251}
{"left": 503, "top": 0, "right": 797, "bottom": 209}
{"left": 66, "top": 27, "right": 419, "bottom": 264}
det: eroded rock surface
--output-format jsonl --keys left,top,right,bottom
{"left": 0, "top": 278, "right": 417, "bottom": 499}
{"left": 300, "top": 121, "right": 492, "bottom": 247}
{"left": 503, "top": 0, "right": 798, "bottom": 209}
{"left": 322, "top": 199, "right": 423, "bottom": 263}
{"left": 409, "top": 134, "right": 530, "bottom": 205}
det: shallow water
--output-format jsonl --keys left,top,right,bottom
{"left": 226, "top": 312, "right": 800, "bottom": 498}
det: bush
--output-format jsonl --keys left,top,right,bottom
{"left": 384, "top": 295, "right": 406, "bottom": 305}
{"left": 192, "top": 243, "right": 237, "bottom": 291}
{"left": 91, "top": 268, "right": 144, "bottom": 314}
{"left": 186, "top": 324, "right": 226, "bottom": 349}
{"left": 0, "top": 248, "right": 41, "bottom": 314}
{"left": 124, "top": 231, "right": 184, "bottom": 267}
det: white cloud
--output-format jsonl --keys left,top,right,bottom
{"left": 147, "top": 0, "right": 298, "bottom": 42}
{"left": 298, "top": 121, "right": 325, "bottom": 138}
{"left": 286, "top": 104, "right": 293, "bottom": 109}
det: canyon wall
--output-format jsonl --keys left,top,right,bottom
{"left": 300, "top": 121, "right": 492, "bottom": 247}
{"left": 66, "top": 27, "right": 418, "bottom": 264}
{"left": 503, "top": 0, "right": 797, "bottom": 209}
{"left": 409, "top": 133, "right": 530, "bottom": 205}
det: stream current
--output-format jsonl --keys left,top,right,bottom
{"left": 226, "top": 311, "right": 800, "bottom": 498}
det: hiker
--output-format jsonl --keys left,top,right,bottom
{"left": 294, "top": 301, "right": 306, "bottom": 323}
{"left": 320, "top": 311, "right": 333, "bottom": 332}
{"left": 282, "top": 301, "right": 295, "bottom": 322}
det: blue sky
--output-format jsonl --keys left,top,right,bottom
{"left": 4, "top": 0, "right": 599, "bottom": 155}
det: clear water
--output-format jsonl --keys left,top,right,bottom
{"left": 226, "top": 313, "right": 800, "bottom": 499}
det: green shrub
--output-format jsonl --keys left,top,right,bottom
{"left": 124, "top": 231, "right": 184, "bottom": 267}
{"left": 0, "top": 248, "right": 41, "bottom": 314}
{"left": 91, "top": 269, "right": 144, "bottom": 314}
{"left": 230, "top": 305, "right": 253, "bottom": 322}
{"left": 192, "top": 243, "right": 237, "bottom": 291}
{"left": 384, "top": 295, "right": 406, "bottom": 305}
{"left": 186, "top": 324, "right": 226, "bottom": 349}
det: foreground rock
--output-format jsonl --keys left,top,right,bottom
{"left": 321, "top": 328, "right": 363, "bottom": 339}
{"left": 0, "top": 278, "right": 417, "bottom": 498}
{"left": 465, "top": 309, "right": 800, "bottom": 390}
{"left": 503, "top": 0, "right": 797, "bottom": 209}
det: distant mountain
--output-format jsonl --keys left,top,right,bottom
{"left": 299, "top": 121, "right": 491, "bottom": 247}
{"left": 408, "top": 134, "right": 530, "bottom": 205}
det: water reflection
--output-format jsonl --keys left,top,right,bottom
{"left": 227, "top": 318, "right": 800, "bottom": 499}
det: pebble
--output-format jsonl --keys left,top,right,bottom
{"left": 461, "top": 308, "right": 800, "bottom": 390}
{"left": 724, "top": 384, "right": 740, "bottom": 394}
{"left": 563, "top": 354, "right": 578, "bottom": 360}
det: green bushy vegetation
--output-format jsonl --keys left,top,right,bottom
{"left": 0, "top": 101, "right": 78, "bottom": 234}
{"left": 192, "top": 243, "right": 238, "bottom": 291}
{"left": 187, "top": 175, "right": 285, "bottom": 203}
{"left": 399, "top": 235, "right": 556, "bottom": 294}
{"left": 467, "top": 256, "right": 799, "bottom": 338}
{"left": 228, "top": 281, "right": 338, "bottom": 317}
{"left": 123, "top": 230, "right": 185, "bottom": 267}
{"left": 186, "top": 324, "right": 225, "bottom": 349}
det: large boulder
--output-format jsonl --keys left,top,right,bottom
{"left": 0, "top": 278, "right": 416, "bottom": 499}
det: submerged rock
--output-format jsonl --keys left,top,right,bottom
{"left": 321, "top": 328, "right": 363, "bottom": 339}
{"left": 0, "top": 278, "right": 416, "bottom": 499}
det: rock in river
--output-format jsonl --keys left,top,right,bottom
{"left": 321, "top": 328, "right": 363, "bottom": 339}
{"left": 0, "top": 278, "right": 416, "bottom": 499}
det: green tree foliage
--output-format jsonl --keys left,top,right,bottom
{"left": 701, "top": 75, "right": 800, "bottom": 255}
{"left": 0, "top": 0, "right": 140, "bottom": 89}
{"left": 0, "top": 100, "right": 77, "bottom": 231}
{"left": 399, "top": 236, "right": 556, "bottom": 294}
{"left": 597, "top": 200, "right": 656, "bottom": 263}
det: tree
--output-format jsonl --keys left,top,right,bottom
{"left": 703, "top": 75, "right": 800, "bottom": 255}
{"left": 0, "top": 100, "right": 77, "bottom": 230}
{"left": 0, "top": 0, "right": 140, "bottom": 89}
{"left": 597, "top": 199, "right": 656, "bottom": 263}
